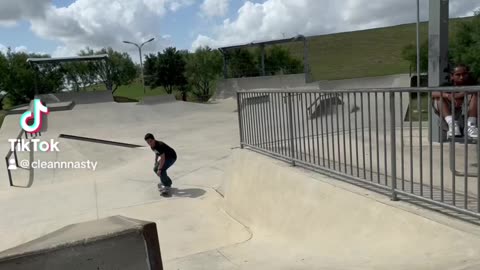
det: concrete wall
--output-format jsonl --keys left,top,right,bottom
{"left": 222, "top": 149, "right": 480, "bottom": 268}
{"left": 0, "top": 216, "right": 163, "bottom": 270}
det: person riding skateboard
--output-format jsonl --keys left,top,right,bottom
{"left": 144, "top": 133, "right": 177, "bottom": 195}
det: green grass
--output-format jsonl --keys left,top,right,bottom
{"left": 83, "top": 80, "right": 207, "bottom": 103}
{"left": 83, "top": 80, "right": 169, "bottom": 102}
{"left": 270, "top": 17, "right": 474, "bottom": 81}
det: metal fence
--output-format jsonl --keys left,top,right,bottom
{"left": 5, "top": 128, "right": 41, "bottom": 187}
{"left": 236, "top": 86, "right": 480, "bottom": 219}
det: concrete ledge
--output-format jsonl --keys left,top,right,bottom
{"left": 7, "top": 101, "right": 75, "bottom": 115}
{"left": 0, "top": 215, "right": 163, "bottom": 270}
{"left": 137, "top": 95, "right": 177, "bottom": 105}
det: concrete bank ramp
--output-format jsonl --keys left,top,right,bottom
{"left": 137, "top": 94, "right": 177, "bottom": 105}
{"left": 36, "top": 90, "right": 113, "bottom": 105}
{"left": 316, "top": 74, "right": 411, "bottom": 89}
{"left": 0, "top": 215, "right": 163, "bottom": 270}
{"left": 212, "top": 149, "right": 480, "bottom": 269}
{"left": 213, "top": 73, "right": 307, "bottom": 100}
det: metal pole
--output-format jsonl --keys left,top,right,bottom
{"left": 124, "top": 39, "right": 154, "bottom": 94}
{"left": 261, "top": 45, "right": 265, "bottom": 76}
{"left": 390, "top": 92, "right": 398, "bottom": 201}
{"left": 287, "top": 93, "right": 296, "bottom": 166}
{"left": 237, "top": 92, "right": 244, "bottom": 148}
{"left": 303, "top": 37, "right": 310, "bottom": 83}
{"left": 138, "top": 46, "right": 145, "bottom": 94}
{"left": 416, "top": 0, "right": 421, "bottom": 87}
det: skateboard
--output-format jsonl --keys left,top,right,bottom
{"left": 158, "top": 185, "right": 172, "bottom": 197}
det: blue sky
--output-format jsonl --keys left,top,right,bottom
{"left": 0, "top": 0, "right": 250, "bottom": 57}
{"left": 0, "top": 0, "right": 479, "bottom": 62}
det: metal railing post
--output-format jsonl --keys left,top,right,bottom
{"left": 237, "top": 91, "right": 244, "bottom": 149}
{"left": 6, "top": 157, "right": 13, "bottom": 187}
{"left": 287, "top": 93, "right": 296, "bottom": 166}
{"left": 390, "top": 92, "right": 398, "bottom": 201}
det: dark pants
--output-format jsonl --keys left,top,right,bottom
{"left": 154, "top": 158, "right": 176, "bottom": 187}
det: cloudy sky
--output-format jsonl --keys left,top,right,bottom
{"left": 0, "top": 0, "right": 479, "bottom": 63}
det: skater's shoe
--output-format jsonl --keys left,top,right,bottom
{"left": 161, "top": 186, "right": 171, "bottom": 196}
{"left": 157, "top": 183, "right": 164, "bottom": 191}
{"left": 447, "top": 121, "right": 461, "bottom": 139}
{"left": 466, "top": 124, "right": 479, "bottom": 140}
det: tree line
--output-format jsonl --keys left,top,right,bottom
{"left": 0, "top": 43, "right": 302, "bottom": 108}
{"left": 143, "top": 45, "right": 303, "bottom": 101}
{"left": 401, "top": 10, "right": 480, "bottom": 82}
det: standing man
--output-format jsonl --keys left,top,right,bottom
{"left": 432, "top": 64, "right": 478, "bottom": 140}
{"left": 145, "top": 133, "right": 177, "bottom": 195}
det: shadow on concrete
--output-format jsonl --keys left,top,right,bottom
{"left": 168, "top": 188, "right": 206, "bottom": 198}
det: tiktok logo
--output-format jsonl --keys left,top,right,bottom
{"left": 19, "top": 99, "right": 49, "bottom": 133}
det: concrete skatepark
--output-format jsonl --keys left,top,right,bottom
{"left": 1, "top": 74, "right": 480, "bottom": 269}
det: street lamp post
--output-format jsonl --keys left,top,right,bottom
{"left": 123, "top": 37, "right": 155, "bottom": 94}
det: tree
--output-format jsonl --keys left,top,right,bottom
{"left": 400, "top": 40, "right": 429, "bottom": 73}
{"left": 263, "top": 45, "right": 303, "bottom": 75}
{"left": 185, "top": 46, "right": 223, "bottom": 101}
{"left": 62, "top": 62, "right": 95, "bottom": 92}
{"left": 401, "top": 10, "right": 480, "bottom": 80}
{"left": 0, "top": 49, "right": 63, "bottom": 107}
{"left": 227, "top": 48, "right": 259, "bottom": 77}
{"left": 143, "top": 47, "right": 188, "bottom": 94}
{"left": 78, "top": 47, "right": 137, "bottom": 93}
{"left": 450, "top": 10, "right": 480, "bottom": 80}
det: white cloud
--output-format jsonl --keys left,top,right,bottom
{"left": 0, "top": 0, "right": 50, "bottom": 23}
{"left": 192, "top": 0, "right": 480, "bottom": 50}
{"left": 200, "top": 0, "right": 229, "bottom": 18}
{"left": 5, "top": 0, "right": 195, "bottom": 62}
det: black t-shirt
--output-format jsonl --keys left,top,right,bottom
{"left": 152, "top": 140, "right": 177, "bottom": 160}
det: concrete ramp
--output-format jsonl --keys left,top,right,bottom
{"left": 7, "top": 101, "right": 74, "bottom": 115}
{"left": 316, "top": 74, "right": 411, "bottom": 89}
{"left": 219, "top": 149, "right": 480, "bottom": 269}
{"left": 213, "top": 74, "right": 307, "bottom": 100}
{"left": 137, "top": 94, "right": 177, "bottom": 105}
{"left": 0, "top": 215, "right": 163, "bottom": 270}
{"left": 36, "top": 90, "right": 113, "bottom": 105}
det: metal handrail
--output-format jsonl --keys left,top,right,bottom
{"left": 237, "top": 88, "right": 480, "bottom": 219}
{"left": 238, "top": 85, "right": 480, "bottom": 94}
{"left": 5, "top": 129, "right": 27, "bottom": 186}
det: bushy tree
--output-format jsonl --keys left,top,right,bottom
{"left": 400, "top": 40, "right": 429, "bottom": 73}
{"left": 450, "top": 10, "right": 480, "bottom": 79}
{"left": 79, "top": 47, "right": 137, "bottom": 93}
{"left": 263, "top": 45, "right": 304, "bottom": 75}
{"left": 401, "top": 10, "right": 480, "bottom": 80}
{"left": 227, "top": 48, "right": 259, "bottom": 77}
{"left": 225, "top": 45, "right": 303, "bottom": 78}
{"left": 143, "top": 47, "right": 188, "bottom": 94}
{"left": 185, "top": 46, "right": 223, "bottom": 101}
{"left": 0, "top": 49, "right": 63, "bottom": 106}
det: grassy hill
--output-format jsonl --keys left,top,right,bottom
{"left": 276, "top": 16, "right": 474, "bottom": 81}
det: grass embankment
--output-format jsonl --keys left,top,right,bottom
{"left": 283, "top": 17, "right": 471, "bottom": 81}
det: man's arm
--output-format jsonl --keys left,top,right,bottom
{"left": 157, "top": 153, "right": 166, "bottom": 173}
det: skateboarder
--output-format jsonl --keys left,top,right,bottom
{"left": 144, "top": 133, "right": 177, "bottom": 195}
